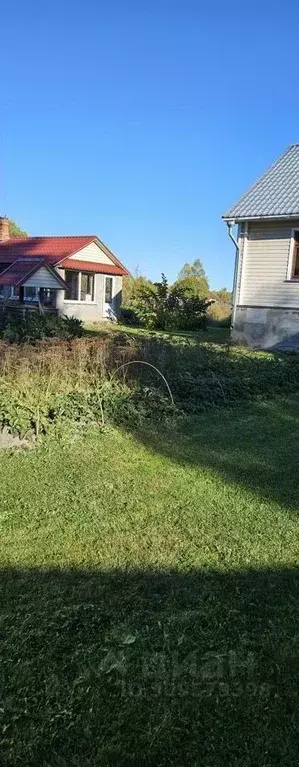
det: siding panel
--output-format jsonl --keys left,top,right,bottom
{"left": 24, "top": 266, "right": 63, "bottom": 289}
{"left": 70, "top": 241, "right": 114, "bottom": 265}
{"left": 240, "top": 220, "right": 299, "bottom": 308}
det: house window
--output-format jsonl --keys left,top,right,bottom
{"left": 10, "top": 287, "right": 20, "bottom": 299}
{"left": 40, "top": 288, "right": 56, "bottom": 307}
{"left": 105, "top": 277, "right": 113, "bottom": 304}
{"left": 65, "top": 270, "right": 95, "bottom": 301}
{"left": 292, "top": 232, "right": 299, "bottom": 277}
{"left": 80, "top": 273, "right": 94, "bottom": 302}
{"left": 24, "top": 287, "right": 38, "bottom": 302}
{"left": 65, "top": 270, "right": 79, "bottom": 300}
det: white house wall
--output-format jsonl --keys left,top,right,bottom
{"left": 239, "top": 220, "right": 299, "bottom": 308}
{"left": 69, "top": 241, "right": 115, "bottom": 265}
{"left": 56, "top": 268, "right": 123, "bottom": 321}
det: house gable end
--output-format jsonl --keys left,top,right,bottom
{"left": 24, "top": 265, "right": 67, "bottom": 290}
{"left": 67, "top": 240, "right": 115, "bottom": 266}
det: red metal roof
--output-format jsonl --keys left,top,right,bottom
{"left": 61, "top": 259, "right": 126, "bottom": 276}
{"left": 0, "top": 236, "right": 95, "bottom": 264}
{"left": 0, "top": 236, "right": 129, "bottom": 274}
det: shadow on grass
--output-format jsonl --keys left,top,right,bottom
{"left": 131, "top": 395, "right": 299, "bottom": 513}
{"left": 84, "top": 326, "right": 299, "bottom": 513}
{"left": 85, "top": 322, "right": 230, "bottom": 348}
{"left": 1, "top": 564, "right": 299, "bottom": 765}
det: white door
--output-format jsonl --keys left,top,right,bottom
{"left": 104, "top": 276, "right": 115, "bottom": 319}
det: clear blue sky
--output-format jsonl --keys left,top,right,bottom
{"left": 1, "top": 0, "right": 299, "bottom": 288}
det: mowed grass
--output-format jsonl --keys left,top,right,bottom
{"left": 85, "top": 320, "right": 230, "bottom": 347}
{"left": 1, "top": 394, "right": 299, "bottom": 764}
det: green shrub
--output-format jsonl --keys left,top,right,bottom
{"left": 0, "top": 312, "right": 84, "bottom": 343}
{"left": 122, "top": 274, "right": 210, "bottom": 331}
{"left": 62, "top": 315, "right": 84, "bottom": 337}
{"left": 119, "top": 307, "right": 142, "bottom": 326}
{"left": 168, "top": 280, "right": 210, "bottom": 330}
{"left": 207, "top": 289, "right": 232, "bottom": 327}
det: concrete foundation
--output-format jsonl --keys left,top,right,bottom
{"left": 232, "top": 306, "right": 299, "bottom": 350}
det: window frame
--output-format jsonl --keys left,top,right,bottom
{"left": 64, "top": 270, "right": 96, "bottom": 303}
{"left": 0, "top": 286, "right": 55, "bottom": 304}
{"left": 287, "top": 229, "right": 299, "bottom": 280}
{"left": 104, "top": 276, "right": 113, "bottom": 304}
{"left": 0, "top": 287, "right": 39, "bottom": 301}
{"left": 23, "top": 286, "right": 39, "bottom": 302}
{"left": 80, "top": 272, "right": 95, "bottom": 302}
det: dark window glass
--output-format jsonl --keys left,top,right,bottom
{"left": 24, "top": 287, "right": 38, "bottom": 301}
{"left": 294, "top": 247, "right": 299, "bottom": 276}
{"left": 293, "top": 233, "right": 299, "bottom": 277}
{"left": 105, "top": 277, "right": 113, "bottom": 303}
{"left": 80, "top": 273, "right": 94, "bottom": 301}
{"left": 65, "top": 270, "right": 79, "bottom": 300}
{"left": 40, "top": 288, "right": 56, "bottom": 307}
{"left": 10, "top": 287, "right": 20, "bottom": 299}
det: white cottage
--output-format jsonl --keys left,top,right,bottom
{"left": 223, "top": 144, "right": 299, "bottom": 349}
{"left": 0, "top": 218, "right": 129, "bottom": 321}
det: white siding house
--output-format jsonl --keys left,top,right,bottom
{"left": 0, "top": 226, "right": 129, "bottom": 321}
{"left": 223, "top": 145, "right": 299, "bottom": 349}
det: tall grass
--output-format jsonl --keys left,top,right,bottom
{"left": 0, "top": 336, "right": 175, "bottom": 437}
{"left": 1, "top": 331, "right": 299, "bottom": 437}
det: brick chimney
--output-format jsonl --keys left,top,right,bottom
{"left": 0, "top": 217, "right": 9, "bottom": 241}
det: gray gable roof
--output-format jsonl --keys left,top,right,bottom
{"left": 223, "top": 144, "right": 299, "bottom": 220}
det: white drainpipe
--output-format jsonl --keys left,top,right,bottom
{"left": 226, "top": 221, "right": 239, "bottom": 329}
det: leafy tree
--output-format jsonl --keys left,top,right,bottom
{"left": 171, "top": 275, "right": 209, "bottom": 301}
{"left": 122, "top": 275, "right": 156, "bottom": 310}
{"left": 210, "top": 287, "right": 232, "bottom": 304}
{"left": 122, "top": 275, "right": 135, "bottom": 306}
{"left": 122, "top": 274, "right": 169, "bottom": 330}
{"left": 168, "top": 279, "right": 211, "bottom": 330}
{"left": 177, "top": 258, "right": 208, "bottom": 284}
{"left": 208, "top": 288, "right": 232, "bottom": 326}
{"left": 8, "top": 219, "right": 28, "bottom": 238}
{"left": 132, "top": 278, "right": 160, "bottom": 329}
{"left": 153, "top": 273, "right": 168, "bottom": 329}
{"left": 121, "top": 272, "right": 210, "bottom": 331}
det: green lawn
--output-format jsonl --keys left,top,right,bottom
{"left": 1, "top": 394, "right": 299, "bottom": 764}
{"left": 85, "top": 319, "right": 230, "bottom": 347}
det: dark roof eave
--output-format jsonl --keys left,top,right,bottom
{"left": 222, "top": 213, "right": 299, "bottom": 223}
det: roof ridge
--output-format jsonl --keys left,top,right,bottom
{"left": 7, "top": 235, "right": 97, "bottom": 240}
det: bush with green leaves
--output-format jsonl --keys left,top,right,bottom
{"left": 208, "top": 288, "right": 232, "bottom": 327}
{"left": 0, "top": 312, "right": 83, "bottom": 343}
{"left": 122, "top": 273, "right": 210, "bottom": 331}
{"left": 119, "top": 307, "right": 142, "bottom": 326}
{"left": 168, "top": 277, "right": 211, "bottom": 330}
